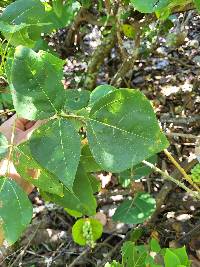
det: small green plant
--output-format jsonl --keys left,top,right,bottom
{"left": 72, "top": 218, "right": 103, "bottom": 247}
{"left": 105, "top": 239, "right": 191, "bottom": 267}
{"left": 190, "top": 164, "right": 200, "bottom": 184}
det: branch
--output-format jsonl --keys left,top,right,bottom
{"left": 160, "top": 114, "right": 200, "bottom": 125}
{"left": 164, "top": 149, "right": 200, "bottom": 192}
{"left": 84, "top": 30, "right": 116, "bottom": 90}
{"left": 142, "top": 159, "right": 200, "bottom": 200}
{"left": 149, "top": 158, "right": 198, "bottom": 222}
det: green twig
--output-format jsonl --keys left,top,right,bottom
{"left": 142, "top": 160, "right": 200, "bottom": 200}
{"left": 59, "top": 113, "right": 86, "bottom": 124}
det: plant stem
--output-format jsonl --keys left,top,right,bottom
{"left": 0, "top": 109, "right": 15, "bottom": 116}
{"left": 165, "top": 132, "right": 200, "bottom": 140}
{"left": 164, "top": 149, "right": 200, "bottom": 192}
{"left": 59, "top": 113, "right": 86, "bottom": 124}
{"left": 6, "top": 120, "right": 16, "bottom": 176}
{"left": 142, "top": 160, "right": 200, "bottom": 200}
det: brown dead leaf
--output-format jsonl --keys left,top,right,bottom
{"left": 131, "top": 181, "right": 145, "bottom": 194}
{"left": 93, "top": 212, "right": 107, "bottom": 226}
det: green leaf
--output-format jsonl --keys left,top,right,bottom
{"left": 0, "top": 21, "right": 50, "bottom": 47}
{"left": 0, "top": 0, "right": 51, "bottom": 46}
{"left": 164, "top": 249, "right": 182, "bottom": 267}
{"left": 10, "top": 46, "right": 65, "bottom": 120}
{"left": 122, "top": 241, "right": 147, "bottom": 267}
{"left": 191, "top": 164, "right": 200, "bottom": 184}
{"left": 73, "top": 164, "right": 97, "bottom": 215}
{"left": 64, "top": 89, "right": 90, "bottom": 111}
{"left": 149, "top": 264, "right": 162, "bottom": 267}
{"left": 1, "top": 0, "right": 46, "bottom": 25}
{"left": 64, "top": 208, "right": 82, "bottom": 218}
{"left": 130, "top": 0, "right": 170, "bottom": 13}
{"left": 51, "top": 0, "right": 81, "bottom": 28}
{"left": 72, "top": 218, "right": 103, "bottom": 246}
{"left": 0, "top": 21, "right": 29, "bottom": 34}
{"left": 89, "top": 85, "right": 116, "bottom": 107}
{"left": 130, "top": 228, "right": 143, "bottom": 243}
{"left": 194, "top": 0, "right": 200, "bottom": 11}
{"left": 41, "top": 187, "right": 84, "bottom": 214}
{"left": 29, "top": 119, "right": 81, "bottom": 190}
{"left": 105, "top": 261, "right": 122, "bottom": 267}
{"left": 89, "top": 174, "right": 101, "bottom": 193}
{"left": 0, "top": 177, "right": 33, "bottom": 245}
{"left": 80, "top": 144, "right": 102, "bottom": 173}
{"left": 122, "top": 24, "right": 136, "bottom": 39}
{"left": 41, "top": 164, "right": 97, "bottom": 216}
{"left": 13, "top": 143, "right": 63, "bottom": 196}
{"left": 0, "top": 133, "right": 8, "bottom": 160}
{"left": 150, "top": 238, "right": 161, "bottom": 253}
{"left": 112, "top": 192, "right": 156, "bottom": 224}
{"left": 87, "top": 89, "right": 169, "bottom": 173}
{"left": 167, "top": 247, "right": 190, "bottom": 267}
{"left": 118, "top": 155, "right": 157, "bottom": 187}
{"left": 131, "top": 155, "right": 157, "bottom": 179}
{"left": 52, "top": 0, "right": 63, "bottom": 18}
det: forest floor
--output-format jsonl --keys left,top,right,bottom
{"left": 0, "top": 9, "right": 200, "bottom": 267}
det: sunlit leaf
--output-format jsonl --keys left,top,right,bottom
{"left": 72, "top": 218, "right": 103, "bottom": 246}
{"left": 29, "top": 119, "right": 81, "bottom": 189}
{"left": 10, "top": 46, "right": 65, "bottom": 120}
{"left": 87, "top": 89, "right": 169, "bottom": 173}
{"left": 64, "top": 89, "right": 90, "bottom": 111}
{"left": 89, "top": 84, "right": 116, "bottom": 107}
{"left": 113, "top": 193, "right": 156, "bottom": 224}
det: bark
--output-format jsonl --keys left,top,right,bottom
{"left": 84, "top": 30, "right": 116, "bottom": 90}
{"left": 63, "top": 7, "right": 112, "bottom": 51}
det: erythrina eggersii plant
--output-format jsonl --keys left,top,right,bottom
{"left": 0, "top": 45, "right": 169, "bottom": 244}
{"left": 0, "top": 0, "right": 199, "bottom": 258}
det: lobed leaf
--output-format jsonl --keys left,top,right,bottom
{"left": 150, "top": 238, "right": 161, "bottom": 253}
